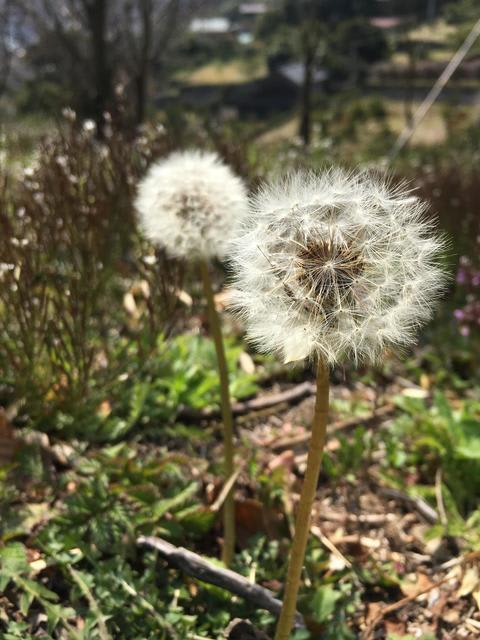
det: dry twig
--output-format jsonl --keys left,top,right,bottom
{"left": 178, "top": 381, "right": 316, "bottom": 421}
{"left": 271, "top": 403, "right": 396, "bottom": 452}
{"left": 137, "top": 536, "right": 305, "bottom": 627}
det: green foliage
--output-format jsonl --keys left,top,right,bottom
{"left": 81, "top": 333, "right": 260, "bottom": 442}
{"left": 0, "top": 444, "right": 285, "bottom": 638}
{"left": 0, "top": 543, "right": 76, "bottom": 635}
{"left": 390, "top": 393, "right": 480, "bottom": 515}
{"left": 0, "top": 120, "right": 179, "bottom": 436}
{"left": 147, "top": 333, "right": 259, "bottom": 418}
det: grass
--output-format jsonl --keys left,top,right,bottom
{"left": 177, "top": 58, "right": 267, "bottom": 86}
{"left": 0, "top": 115, "right": 56, "bottom": 170}
{"left": 407, "top": 19, "right": 457, "bottom": 45}
{"left": 385, "top": 100, "right": 448, "bottom": 145}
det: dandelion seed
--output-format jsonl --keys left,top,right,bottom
{"left": 82, "top": 119, "right": 96, "bottom": 134}
{"left": 135, "top": 150, "right": 248, "bottom": 260}
{"left": 230, "top": 168, "right": 447, "bottom": 365}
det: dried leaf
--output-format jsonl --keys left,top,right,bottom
{"left": 400, "top": 572, "right": 435, "bottom": 598}
{"left": 328, "top": 553, "right": 348, "bottom": 572}
{"left": 473, "top": 587, "right": 480, "bottom": 610}
{"left": 239, "top": 351, "right": 255, "bottom": 375}
{"left": 176, "top": 289, "right": 193, "bottom": 306}
{"left": 123, "top": 292, "right": 137, "bottom": 316}
{"left": 213, "top": 289, "right": 230, "bottom": 311}
{"left": 365, "top": 601, "right": 383, "bottom": 625}
{"left": 420, "top": 373, "right": 431, "bottom": 390}
{"left": 29, "top": 559, "right": 47, "bottom": 574}
{"left": 97, "top": 400, "right": 112, "bottom": 418}
{"left": 457, "top": 566, "right": 480, "bottom": 598}
{"left": 401, "top": 387, "right": 429, "bottom": 399}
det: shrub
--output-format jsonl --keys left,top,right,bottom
{"left": 0, "top": 118, "right": 181, "bottom": 435}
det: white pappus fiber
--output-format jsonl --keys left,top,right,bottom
{"left": 229, "top": 169, "right": 447, "bottom": 365}
{"left": 135, "top": 150, "right": 248, "bottom": 260}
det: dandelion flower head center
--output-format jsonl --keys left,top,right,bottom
{"left": 171, "top": 189, "right": 218, "bottom": 235}
{"left": 292, "top": 233, "right": 365, "bottom": 313}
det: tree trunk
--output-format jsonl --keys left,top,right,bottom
{"left": 299, "top": 46, "right": 314, "bottom": 147}
{"left": 85, "top": 0, "right": 111, "bottom": 135}
{"left": 134, "top": 0, "right": 153, "bottom": 125}
{"left": 135, "top": 73, "right": 147, "bottom": 125}
{"left": 404, "top": 45, "right": 416, "bottom": 129}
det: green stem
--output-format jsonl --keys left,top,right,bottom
{"left": 199, "top": 258, "right": 235, "bottom": 566}
{"left": 274, "top": 360, "right": 330, "bottom": 640}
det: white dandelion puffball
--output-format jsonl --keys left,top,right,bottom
{"left": 135, "top": 150, "right": 248, "bottom": 260}
{"left": 230, "top": 169, "right": 447, "bottom": 365}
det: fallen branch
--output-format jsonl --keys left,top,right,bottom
{"left": 271, "top": 403, "right": 396, "bottom": 452}
{"left": 375, "top": 486, "right": 438, "bottom": 525}
{"left": 137, "top": 536, "right": 304, "bottom": 627}
{"left": 178, "top": 381, "right": 316, "bottom": 421}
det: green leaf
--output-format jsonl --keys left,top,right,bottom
{"left": 176, "top": 506, "right": 217, "bottom": 536}
{"left": 17, "top": 576, "right": 59, "bottom": 602}
{"left": 310, "top": 585, "right": 342, "bottom": 623}
{"left": 140, "top": 482, "right": 199, "bottom": 524}
{"left": 19, "top": 590, "right": 34, "bottom": 616}
{"left": 0, "top": 543, "right": 29, "bottom": 589}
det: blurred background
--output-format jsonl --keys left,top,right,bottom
{"left": 2, "top": 0, "right": 479, "bottom": 388}
{"left": 1, "top": 2, "right": 480, "bottom": 639}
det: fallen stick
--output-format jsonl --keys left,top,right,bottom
{"left": 271, "top": 403, "right": 396, "bottom": 452}
{"left": 137, "top": 536, "right": 304, "bottom": 627}
{"left": 375, "top": 486, "right": 438, "bottom": 525}
{"left": 178, "top": 381, "right": 316, "bottom": 421}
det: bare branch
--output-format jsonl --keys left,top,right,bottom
{"left": 137, "top": 535, "right": 305, "bottom": 628}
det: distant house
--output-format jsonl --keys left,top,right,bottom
{"left": 168, "top": 57, "right": 329, "bottom": 118}
{"left": 239, "top": 3, "right": 268, "bottom": 16}
{"left": 234, "top": 2, "right": 268, "bottom": 38}
{"left": 369, "top": 17, "right": 404, "bottom": 30}
{"left": 276, "top": 62, "right": 328, "bottom": 88}
{"left": 189, "top": 18, "right": 231, "bottom": 35}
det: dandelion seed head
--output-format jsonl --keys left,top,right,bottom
{"left": 229, "top": 169, "right": 447, "bottom": 365}
{"left": 135, "top": 150, "right": 248, "bottom": 260}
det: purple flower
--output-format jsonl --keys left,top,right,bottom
{"left": 460, "top": 326, "right": 470, "bottom": 337}
{"left": 457, "top": 269, "right": 467, "bottom": 284}
{"left": 454, "top": 309, "right": 465, "bottom": 321}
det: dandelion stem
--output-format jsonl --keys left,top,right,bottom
{"left": 199, "top": 258, "right": 235, "bottom": 567}
{"left": 274, "top": 360, "right": 330, "bottom": 640}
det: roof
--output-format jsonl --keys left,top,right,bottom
{"left": 278, "top": 62, "right": 328, "bottom": 86}
{"left": 239, "top": 3, "right": 268, "bottom": 15}
{"left": 370, "top": 17, "right": 404, "bottom": 30}
{"left": 190, "top": 18, "right": 231, "bottom": 34}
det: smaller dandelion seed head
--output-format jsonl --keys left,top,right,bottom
{"left": 135, "top": 150, "right": 248, "bottom": 260}
{"left": 229, "top": 168, "right": 448, "bottom": 366}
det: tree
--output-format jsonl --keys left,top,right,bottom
{"left": 333, "top": 18, "right": 389, "bottom": 87}
{"left": 0, "top": 0, "right": 17, "bottom": 97}
{"left": 118, "top": 0, "right": 203, "bottom": 126}
{"left": 15, "top": 0, "right": 204, "bottom": 129}
{"left": 259, "top": 0, "right": 387, "bottom": 146}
